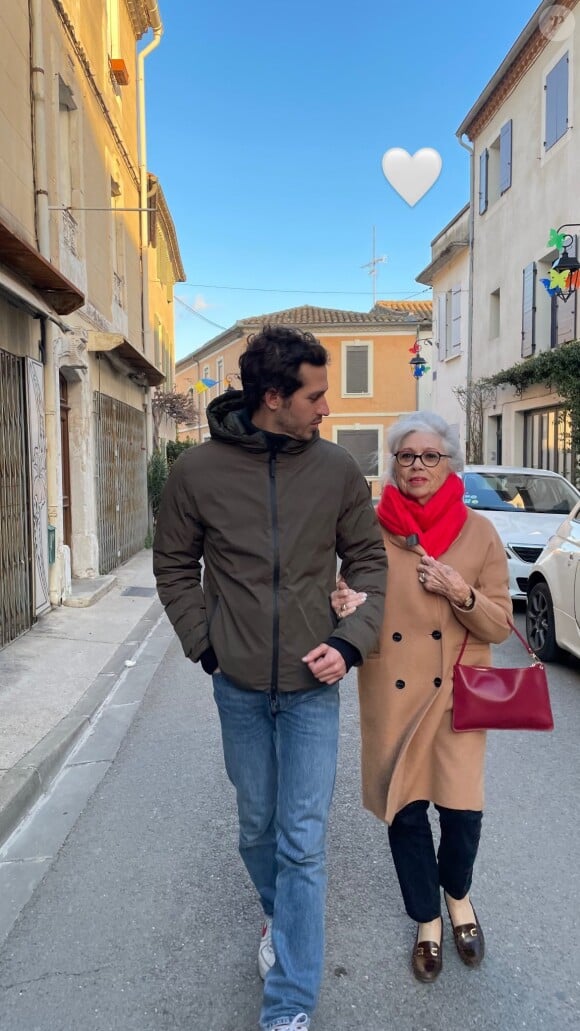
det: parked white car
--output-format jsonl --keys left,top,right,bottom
{"left": 525, "top": 501, "right": 580, "bottom": 662}
{"left": 462, "top": 466, "right": 580, "bottom": 600}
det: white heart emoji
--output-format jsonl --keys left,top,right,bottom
{"left": 381, "top": 148, "right": 443, "bottom": 207}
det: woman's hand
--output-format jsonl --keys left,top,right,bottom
{"left": 331, "top": 577, "right": 367, "bottom": 618}
{"left": 417, "top": 556, "right": 472, "bottom": 607}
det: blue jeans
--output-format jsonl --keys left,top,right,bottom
{"left": 213, "top": 674, "right": 340, "bottom": 1031}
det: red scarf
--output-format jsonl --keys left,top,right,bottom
{"left": 376, "top": 473, "right": 467, "bottom": 558}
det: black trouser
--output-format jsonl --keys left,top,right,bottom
{"left": 388, "top": 800, "right": 482, "bottom": 923}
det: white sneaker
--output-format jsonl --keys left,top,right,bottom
{"left": 258, "top": 915, "right": 275, "bottom": 979}
{"left": 269, "top": 1016, "right": 309, "bottom": 1031}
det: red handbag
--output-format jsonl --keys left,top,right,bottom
{"left": 452, "top": 620, "right": 554, "bottom": 732}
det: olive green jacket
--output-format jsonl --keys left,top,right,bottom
{"left": 153, "top": 391, "right": 386, "bottom": 692}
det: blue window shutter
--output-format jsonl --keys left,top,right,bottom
{"left": 437, "top": 293, "right": 447, "bottom": 359}
{"left": 500, "top": 120, "right": 512, "bottom": 193}
{"left": 479, "top": 149, "right": 488, "bottom": 214}
{"left": 545, "top": 54, "right": 569, "bottom": 149}
{"left": 521, "top": 263, "right": 536, "bottom": 357}
{"left": 451, "top": 286, "right": 462, "bottom": 352}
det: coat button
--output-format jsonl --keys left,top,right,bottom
{"left": 431, "top": 630, "right": 442, "bottom": 640}
{"left": 434, "top": 677, "right": 442, "bottom": 687}
{"left": 395, "top": 679, "right": 405, "bottom": 689}
{"left": 392, "top": 632, "right": 402, "bottom": 641}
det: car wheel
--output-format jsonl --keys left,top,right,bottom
{"left": 526, "top": 581, "right": 562, "bottom": 662}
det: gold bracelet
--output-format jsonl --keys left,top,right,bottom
{"left": 460, "top": 589, "right": 475, "bottom": 610}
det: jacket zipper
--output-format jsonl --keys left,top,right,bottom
{"left": 269, "top": 450, "right": 280, "bottom": 701}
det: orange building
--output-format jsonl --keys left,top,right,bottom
{"left": 175, "top": 303, "right": 432, "bottom": 497}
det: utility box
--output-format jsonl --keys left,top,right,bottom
{"left": 47, "top": 524, "right": 56, "bottom": 565}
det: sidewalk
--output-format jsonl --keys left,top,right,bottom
{"left": 0, "top": 549, "right": 172, "bottom": 848}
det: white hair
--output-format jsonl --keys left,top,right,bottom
{"left": 384, "top": 411, "right": 464, "bottom": 484}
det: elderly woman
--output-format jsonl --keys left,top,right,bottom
{"left": 334, "top": 412, "right": 512, "bottom": 983}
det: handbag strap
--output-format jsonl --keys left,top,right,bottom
{"left": 456, "top": 619, "right": 536, "bottom": 663}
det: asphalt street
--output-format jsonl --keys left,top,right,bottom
{"left": 0, "top": 612, "right": 578, "bottom": 1031}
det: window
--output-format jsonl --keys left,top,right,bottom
{"left": 535, "top": 255, "right": 554, "bottom": 351}
{"left": 154, "top": 318, "right": 162, "bottom": 368}
{"left": 336, "top": 429, "right": 379, "bottom": 477}
{"left": 463, "top": 467, "right": 578, "bottom": 512}
{"left": 436, "top": 287, "right": 461, "bottom": 359}
{"left": 343, "top": 342, "right": 370, "bottom": 395}
{"left": 489, "top": 289, "right": 500, "bottom": 339}
{"left": 487, "top": 414, "right": 502, "bottom": 464}
{"left": 436, "top": 293, "right": 449, "bottom": 358}
{"left": 521, "top": 263, "right": 537, "bottom": 357}
{"left": 499, "top": 120, "right": 512, "bottom": 194}
{"left": 451, "top": 286, "right": 462, "bottom": 353}
{"left": 111, "top": 173, "right": 126, "bottom": 308}
{"left": 544, "top": 52, "right": 569, "bottom": 150}
{"left": 479, "top": 120, "right": 512, "bottom": 212}
{"left": 524, "top": 406, "right": 576, "bottom": 480}
{"left": 478, "top": 149, "right": 488, "bottom": 214}
{"left": 216, "top": 357, "right": 224, "bottom": 394}
{"left": 58, "top": 77, "right": 77, "bottom": 210}
{"left": 58, "top": 77, "right": 80, "bottom": 255}
{"left": 106, "top": 0, "right": 121, "bottom": 56}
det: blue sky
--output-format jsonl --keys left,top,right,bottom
{"left": 145, "top": 1, "right": 540, "bottom": 359}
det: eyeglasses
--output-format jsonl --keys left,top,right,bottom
{"left": 394, "top": 450, "right": 451, "bottom": 468}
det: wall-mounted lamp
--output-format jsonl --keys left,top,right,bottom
{"left": 542, "top": 224, "right": 580, "bottom": 303}
{"left": 408, "top": 341, "right": 431, "bottom": 379}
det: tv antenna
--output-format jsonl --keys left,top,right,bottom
{"left": 361, "top": 226, "right": 387, "bottom": 306}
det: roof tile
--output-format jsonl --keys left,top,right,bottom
{"left": 238, "top": 304, "right": 420, "bottom": 327}
{"left": 376, "top": 299, "right": 433, "bottom": 319}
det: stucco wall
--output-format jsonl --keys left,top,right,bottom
{"left": 435, "top": 10, "right": 580, "bottom": 468}
{"left": 471, "top": 23, "right": 579, "bottom": 385}
{"left": 0, "top": 3, "right": 35, "bottom": 243}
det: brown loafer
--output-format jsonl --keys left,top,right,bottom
{"left": 412, "top": 927, "right": 443, "bottom": 983}
{"left": 446, "top": 902, "right": 485, "bottom": 967}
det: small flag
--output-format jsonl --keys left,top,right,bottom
{"left": 193, "top": 377, "right": 218, "bottom": 393}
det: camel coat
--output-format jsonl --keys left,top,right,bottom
{"left": 358, "top": 510, "right": 512, "bottom": 826}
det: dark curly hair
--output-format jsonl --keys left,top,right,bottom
{"left": 239, "top": 324, "right": 329, "bottom": 413}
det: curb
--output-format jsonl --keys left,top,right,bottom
{"left": 62, "top": 574, "right": 117, "bottom": 608}
{"left": 0, "top": 599, "right": 165, "bottom": 850}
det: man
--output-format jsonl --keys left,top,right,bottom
{"left": 153, "top": 325, "right": 386, "bottom": 1031}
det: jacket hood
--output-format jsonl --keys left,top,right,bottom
{"left": 207, "top": 389, "right": 316, "bottom": 453}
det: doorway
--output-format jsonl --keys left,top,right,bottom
{"left": 59, "top": 373, "right": 72, "bottom": 548}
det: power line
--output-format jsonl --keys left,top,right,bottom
{"left": 178, "top": 283, "right": 431, "bottom": 298}
{"left": 175, "top": 296, "right": 228, "bottom": 330}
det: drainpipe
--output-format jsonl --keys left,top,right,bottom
{"left": 457, "top": 132, "right": 475, "bottom": 461}
{"left": 137, "top": 6, "right": 163, "bottom": 460}
{"left": 31, "top": 0, "right": 62, "bottom": 605}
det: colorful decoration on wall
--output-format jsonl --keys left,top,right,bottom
{"left": 541, "top": 228, "right": 580, "bottom": 302}
{"left": 409, "top": 340, "right": 430, "bottom": 379}
{"left": 547, "top": 228, "right": 566, "bottom": 250}
{"left": 540, "top": 277, "right": 558, "bottom": 297}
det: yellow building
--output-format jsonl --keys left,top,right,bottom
{"left": 147, "top": 174, "right": 186, "bottom": 449}
{"left": 0, "top": 1, "right": 183, "bottom": 647}
{"left": 175, "top": 303, "right": 432, "bottom": 498}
